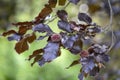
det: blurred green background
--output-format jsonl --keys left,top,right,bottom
{"left": 0, "top": 0, "right": 120, "bottom": 80}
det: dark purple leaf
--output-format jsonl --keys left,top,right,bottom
{"left": 78, "top": 13, "right": 92, "bottom": 24}
{"left": 38, "top": 58, "right": 46, "bottom": 66}
{"left": 38, "top": 42, "right": 60, "bottom": 66}
{"left": 69, "top": 0, "right": 80, "bottom": 4}
{"left": 95, "top": 54, "right": 110, "bottom": 63}
{"left": 33, "top": 23, "right": 53, "bottom": 33}
{"left": 81, "top": 57, "right": 95, "bottom": 73}
{"left": 70, "top": 39, "right": 83, "bottom": 54}
{"left": 89, "top": 67, "right": 100, "bottom": 76}
{"left": 61, "top": 34, "right": 77, "bottom": 49}
{"left": 58, "top": 20, "right": 72, "bottom": 33}
{"left": 8, "top": 34, "right": 21, "bottom": 41}
{"left": 57, "top": 10, "right": 68, "bottom": 21}
{"left": 78, "top": 73, "right": 84, "bottom": 80}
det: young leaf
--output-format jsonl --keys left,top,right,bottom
{"left": 69, "top": 0, "right": 80, "bottom": 4}
{"left": 59, "top": 0, "right": 66, "bottom": 6}
{"left": 78, "top": 13, "right": 92, "bottom": 24}
{"left": 15, "top": 38, "right": 29, "bottom": 54}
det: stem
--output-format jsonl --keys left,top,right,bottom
{"left": 46, "top": 2, "right": 70, "bottom": 24}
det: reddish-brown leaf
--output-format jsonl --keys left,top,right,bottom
{"left": 48, "top": 0, "right": 57, "bottom": 8}
{"left": 18, "top": 26, "right": 32, "bottom": 35}
{"left": 27, "top": 33, "right": 36, "bottom": 43}
{"left": 15, "top": 38, "right": 29, "bottom": 54}
{"left": 2, "top": 30, "right": 17, "bottom": 36}
{"left": 35, "top": 5, "right": 52, "bottom": 23}
{"left": 28, "top": 49, "right": 43, "bottom": 60}
{"left": 12, "top": 21, "right": 33, "bottom": 26}
{"left": 59, "top": 0, "right": 66, "bottom": 6}
{"left": 31, "top": 55, "right": 42, "bottom": 66}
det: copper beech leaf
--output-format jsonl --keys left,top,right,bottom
{"left": 2, "top": 30, "right": 17, "bottom": 36}
{"left": 15, "top": 38, "right": 29, "bottom": 54}
{"left": 27, "top": 33, "right": 36, "bottom": 43}
{"left": 59, "top": 0, "right": 66, "bottom": 6}
{"left": 28, "top": 49, "right": 43, "bottom": 61}
{"left": 48, "top": 0, "right": 57, "bottom": 8}
{"left": 12, "top": 21, "right": 33, "bottom": 26}
{"left": 35, "top": 5, "right": 52, "bottom": 23}
{"left": 18, "top": 25, "right": 32, "bottom": 35}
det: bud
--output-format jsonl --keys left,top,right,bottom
{"left": 80, "top": 50, "right": 89, "bottom": 57}
{"left": 51, "top": 34, "right": 61, "bottom": 42}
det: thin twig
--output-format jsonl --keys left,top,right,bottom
{"left": 106, "top": 0, "right": 116, "bottom": 54}
{"left": 46, "top": 2, "right": 70, "bottom": 24}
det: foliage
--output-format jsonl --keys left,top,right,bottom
{"left": 1, "top": 0, "right": 116, "bottom": 80}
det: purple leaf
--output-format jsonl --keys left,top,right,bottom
{"left": 81, "top": 57, "right": 95, "bottom": 73}
{"left": 61, "top": 34, "right": 77, "bottom": 49}
{"left": 58, "top": 20, "right": 73, "bottom": 33}
{"left": 78, "top": 73, "right": 84, "bottom": 80}
{"left": 70, "top": 39, "right": 82, "bottom": 54}
{"left": 78, "top": 13, "right": 92, "bottom": 24}
{"left": 38, "top": 42, "right": 60, "bottom": 66}
{"left": 89, "top": 67, "right": 100, "bottom": 76}
{"left": 8, "top": 34, "right": 21, "bottom": 41}
{"left": 69, "top": 0, "right": 80, "bottom": 4}
{"left": 57, "top": 10, "right": 68, "bottom": 21}
{"left": 33, "top": 23, "right": 53, "bottom": 33}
